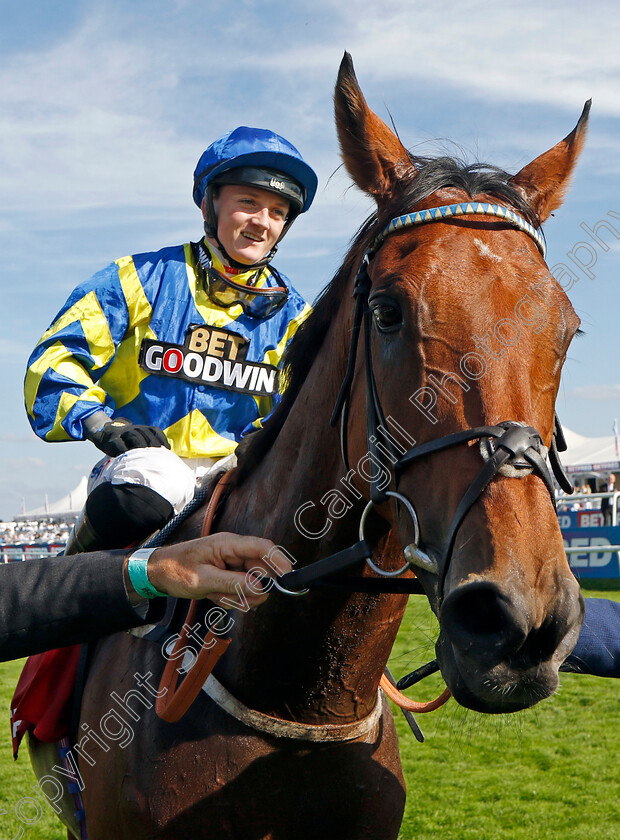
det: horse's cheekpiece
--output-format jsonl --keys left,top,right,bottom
{"left": 360, "top": 491, "right": 437, "bottom": 576}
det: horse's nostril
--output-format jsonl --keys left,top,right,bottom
{"left": 456, "top": 589, "right": 506, "bottom": 635}
{"left": 508, "top": 623, "right": 556, "bottom": 669}
{"left": 441, "top": 582, "right": 528, "bottom": 664}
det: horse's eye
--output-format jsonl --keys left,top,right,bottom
{"left": 370, "top": 297, "right": 402, "bottom": 333}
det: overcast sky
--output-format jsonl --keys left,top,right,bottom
{"left": 1, "top": 0, "right": 619, "bottom": 519}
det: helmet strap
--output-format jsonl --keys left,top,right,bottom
{"left": 196, "top": 240, "right": 260, "bottom": 286}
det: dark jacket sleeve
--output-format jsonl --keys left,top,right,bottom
{"left": 562, "top": 598, "right": 620, "bottom": 678}
{"left": 0, "top": 552, "right": 166, "bottom": 661}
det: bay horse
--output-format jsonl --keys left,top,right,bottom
{"left": 69, "top": 54, "right": 588, "bottom": 838}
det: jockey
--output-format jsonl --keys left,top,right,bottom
{"left": 25, "top": 127, "right": 318, "bottom": 552}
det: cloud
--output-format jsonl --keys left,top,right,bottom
{"left": 0, "top": 457, "right": 46, "bottom": 479}
{"left": 567, "top": 385, "right": 620, "bottom": 401}
{"left": 0, "top": 10, "right": 204, "bottom": 216}
{"left": 0, "top": 0, "right": 619, "bottom": 512}
{"left": 247, "top": 1, "right": 620, "bottom": 116}
{"left": 2, "top": 1, "right": 617, "bottom": 230}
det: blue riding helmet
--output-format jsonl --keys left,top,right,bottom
{"left": 193, "top": 127, "right": 318, "bottom": 269}
{"left": 192, "top": 126, "right": 318, "bottom": 213}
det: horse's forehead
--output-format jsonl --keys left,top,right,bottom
{"left": 375, "top": 219, "right": 541, "bottom": 279}
{"left": 369, "top": 222, "right": 578, "bottom": 351}
{"left": 373, "top": 224, "right": 555, "bottom": 304}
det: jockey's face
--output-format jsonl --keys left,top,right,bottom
{"left": 207, "top": 184, "right": 289, "bottom": 265}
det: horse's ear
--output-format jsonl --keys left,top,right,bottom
{"left": 335, "top": 52, "right": 413, "bottom": 201}
{"left": 510, "top": 101, "right": 591, "bottom": 222}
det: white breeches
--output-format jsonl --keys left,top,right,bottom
{"left": 87, "top": 448, "right": 237, "bottom": 515}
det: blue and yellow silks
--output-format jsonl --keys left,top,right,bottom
{"left": 25, "top": 243, "right": 310, "bottom": 459}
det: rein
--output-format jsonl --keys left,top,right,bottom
{"left": 201, "top": 674, "right": 383, "bottom": 742}
{"left": 155, "top": 471, "right": 234, "bottom": 723}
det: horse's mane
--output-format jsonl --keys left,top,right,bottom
{"left": 233, "top": 153, "right": 540, "bottom": 483}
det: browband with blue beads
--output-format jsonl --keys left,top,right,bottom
{"left": 369, "top": 202, "right": 546, "bottom": 258}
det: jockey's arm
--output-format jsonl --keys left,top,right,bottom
{"left": 24, "top": 262, "right": 131, "bottom": 444}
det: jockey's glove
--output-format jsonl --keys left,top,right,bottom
{"left": 87, "top": 417, "right": 171, "bottom": 456}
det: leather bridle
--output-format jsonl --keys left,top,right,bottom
{"left": 152, "top": 201, "right": 575, "bottom": 727}
{"left": 277, "top": 202, "right": 573, "bottom": 601}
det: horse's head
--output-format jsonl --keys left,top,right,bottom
{"left": 334, "top": 53, "right": 585, "bottom": 713}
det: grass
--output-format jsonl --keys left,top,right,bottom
{"left": 388, "top": 585, "right": 620, "bottom": 840}
{"left": 0, "top": 658, "right": 66, "bottom": 838}
{"left": 0, "top": 586, "right": 617, "bottom": 839}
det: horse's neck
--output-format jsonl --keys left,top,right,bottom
{"left": 213, "top": 341, "right": 408, "bottom": 724}
{"left": 217, "top": 313, "right": 348, "bottom": 545}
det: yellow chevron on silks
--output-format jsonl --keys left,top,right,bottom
{"left": 116, "top": 255, "right": 153, "bottom": 330}
{"left": 164, "top": 409, "right": 237, "bottom": 460}
{"left": 262, "top": 302, "right": 312, "bottom": 372}
{"left": 25, "top": 343, "right": 100, "bottom": 417}
{"left": 38, "top": 291, "right": 115, "bottom": 369}
{"left": 185, "top": 245, "right": 240, "bottom": 329}
{"left": 99, "top": 325, "right": 156, "bottom": 409}
{"left": 25, "top": 240, "right": 310, "bottom": 456}
{"left": 47, "top": 389, "right": 108, "bottom": 442}
{"left": 250, "top": 394, "right": 275, "bottom": 426}
{"left": 253, "top": 302, "right": 312, "bottom": 415}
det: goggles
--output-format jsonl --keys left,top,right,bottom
{"left": 204, "top": 266, "right": 289, "bottom": 319}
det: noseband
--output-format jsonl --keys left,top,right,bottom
{"left": 321, "top": 202, "right": 571, "bottom": 598}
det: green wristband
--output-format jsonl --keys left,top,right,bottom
{"left": 127, "top": 548, "right": 167, "bottom": 599}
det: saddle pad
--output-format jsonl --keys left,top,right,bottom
{"left": 11, "top": 645, "right": 81, "bottom": 758}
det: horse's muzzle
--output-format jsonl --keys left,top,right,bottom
{"left": 436, "top": 577, "right": 584, "bottom": 713}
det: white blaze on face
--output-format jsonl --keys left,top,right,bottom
{"left": 473, "top": 237, "right": 503, "bottom": 263}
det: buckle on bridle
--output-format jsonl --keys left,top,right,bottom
{"left": 479, "top": 422, "right": 548, "bottom": 474}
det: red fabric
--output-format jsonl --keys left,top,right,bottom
{"left": 10, "top": 645, "right": 81, "bottom": 758}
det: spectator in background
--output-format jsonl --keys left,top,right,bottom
{"left": 580, "top": 482, "right": 592, "bottom": 510}
{"left": 600, "top": 474, "right": 616, "bottom": 526}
